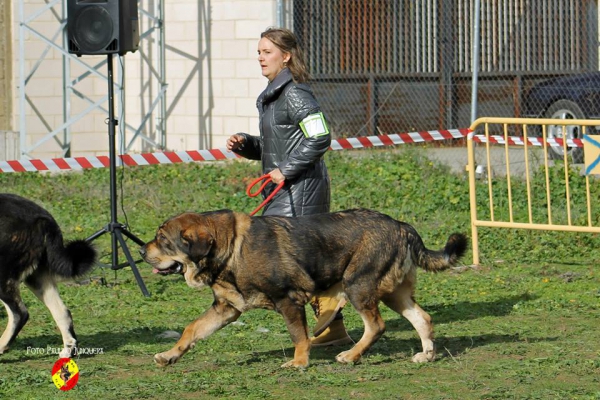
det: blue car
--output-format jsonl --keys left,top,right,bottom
{"left": 522, "top": 71, "right": 600, "bottom": 162}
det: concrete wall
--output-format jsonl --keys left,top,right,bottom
{"left": 0, "top": 130, "right": 19, "bottom": 160}
{"left": 10, "top": 0, "right": 277, "bottom": 159}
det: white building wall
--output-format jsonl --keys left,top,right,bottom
{"left": 12, "top": 0, "right": 277, "bottom": 159}
{"left": 162, "top": 0, "right": 276, "bottom": 152}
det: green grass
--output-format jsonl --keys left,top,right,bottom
{"left": 1, "top": 149, "right": 599, "bottom": 399}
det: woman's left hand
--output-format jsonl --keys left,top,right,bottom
{"left": 269, "top": 168, "right": 286, "bottom": 184}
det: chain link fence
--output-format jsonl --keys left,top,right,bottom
{"left": 284, "top": 0, "right": 599, "bottom": 143}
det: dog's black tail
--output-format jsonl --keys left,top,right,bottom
{"left": 44, "top": 220, "right": 98, "bottom": 278}
{"left": 413, "top": 232, "right": 468, "bottom": 272}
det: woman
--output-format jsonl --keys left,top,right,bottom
{"left": 226, "top": 27, "right": 350, "bottom": 347}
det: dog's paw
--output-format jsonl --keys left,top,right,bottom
{"left": 59, "top": 347, "right": 77, "bottom": 359}
{"left": 281, "top": 359, "right": 309, "bottom": 369}
{"left": 335, "top": 350, "right": 361, "bottom": 364}
{"left": 411, "top": 351, "right": 435, "bottom": 363}
{"left": 154, "top": 352, "right": 178, "bottom": 367}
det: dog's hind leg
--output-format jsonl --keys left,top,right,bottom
{"left": 25, "top": 273, "right": 78, "bottom": 358}
{"left": 0, "top": 281, "right": 29, "bottom": 354}
{"left": 334, "top": 298, "right": 384, "bottom": 365}
{"left": 277, "top": 298, "right": 311, "bottom": 369}
{"left": 382, "top": 277, "right": 435, "bottom": 363}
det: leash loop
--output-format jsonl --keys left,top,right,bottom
{"left": 246, "top": 174, "right": 285, "bottom": 216}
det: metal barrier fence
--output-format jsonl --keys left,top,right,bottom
{"left": 466, "top": 117, "right": 600, "bottom": 265}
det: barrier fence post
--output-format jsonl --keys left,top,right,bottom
{"left": 466, "top": 123, "right": 480, "bottom": 265}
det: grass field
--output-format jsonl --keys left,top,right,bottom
{"left": 1, "top": 149, "right": 599, "bottom": 399}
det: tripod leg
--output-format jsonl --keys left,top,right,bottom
{"left": 114, "top": 229, "right": 151, "bottom": 297}
{"left": 85, "top": 226, "right": 109, "bottom": 242}
{"left": 120, "top": 227, "right": 147, "bottom": 247}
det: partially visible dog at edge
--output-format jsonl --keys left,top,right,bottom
{"left": 140, "top": 208, "right": 468, "bottom": 369}
{"left": 0, "top": 193, "right": 97, "bottom": 358}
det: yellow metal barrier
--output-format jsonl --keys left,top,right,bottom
{"left": 467, "top": 117, "right": 600, "bottom": 265}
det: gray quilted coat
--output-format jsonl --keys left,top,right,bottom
{"left": 234, "top": 68, "right": 331, "bottom": 216}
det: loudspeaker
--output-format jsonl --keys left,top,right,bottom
{"left": 67, "top": 0, "right": 139, "bottom": 56}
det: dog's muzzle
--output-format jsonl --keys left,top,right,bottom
{"left": 152, "top": 263, "right": 184, "bottom": 275}
{"left": 139, "top": 246, "right": 184, "bottom": 275}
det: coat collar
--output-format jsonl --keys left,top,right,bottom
{"left": 257, "top": 68, "right": 293, "bottom": 106}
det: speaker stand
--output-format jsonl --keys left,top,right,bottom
{"left": 86, "top": 53, "right": 150, "bottom": 297}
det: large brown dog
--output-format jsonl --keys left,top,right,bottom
{"left": 140, "top": 208, "right": 467, "bottom": 368}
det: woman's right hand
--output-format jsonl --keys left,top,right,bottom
{"left": 226, "top": 134, "right": 245, "bottom": 152}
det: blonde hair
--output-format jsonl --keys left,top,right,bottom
{"left": 261, "top": 27, "right": 310, "bottom": 83}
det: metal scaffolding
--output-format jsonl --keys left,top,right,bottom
{"left": 18, "top": 0, "right": 166, "bottom": 159}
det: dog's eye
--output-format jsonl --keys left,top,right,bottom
{"left": 157, "top": 233, "right": 167, "bottom": 241}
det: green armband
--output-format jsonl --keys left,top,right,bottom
{"left": 300, "top": 112, "right": 329, "bottom": 138}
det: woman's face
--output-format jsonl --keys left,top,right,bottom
{"left": 257, "top": 37, "right": 290, "bottom": 82}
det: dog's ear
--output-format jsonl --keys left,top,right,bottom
{"left": 181, "top": 227, "right": 214, "bottom": 263}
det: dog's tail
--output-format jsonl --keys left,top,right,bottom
{"left": 413, "top": 232, "right": 468, "bottom": 272}
{"left": 44, "top": 219, "right": 98, "bottom": 278}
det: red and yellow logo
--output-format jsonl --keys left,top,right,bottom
{"left": 51, "top": 358, "right": 79, "bottom": 391}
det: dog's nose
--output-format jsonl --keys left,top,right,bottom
{"left": 139, "top": 247, "right": 146, "bottom": 257}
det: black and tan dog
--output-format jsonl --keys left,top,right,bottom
{"left": 140, "top": 208, "right": 467, "bottom": 368}
{"left": 0, "top": 193, "right": 97, "bottom": 358}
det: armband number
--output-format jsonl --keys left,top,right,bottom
{"left": 300, "top": 112, "right": 329, "bottom": 138}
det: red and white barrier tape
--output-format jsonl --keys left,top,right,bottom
{"left": 0, "top": 149, "right": 239, "bottom": 173}
{"left": 0, "top": 128, "right": 582, "bottom": 174}
{"left": 330, "top": 128, "right": 470, "bottom": 150}
{"left": 0, "top": 129, "right": 471, "bottom": 173}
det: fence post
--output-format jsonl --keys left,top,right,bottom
{"left": 367, "top": 73, "right": 376, "bottom": 136}
{"left": 466, "top": 121, "right": 480, "bottom": 266}
{"left": 470, "top": 0, "right": 481, "bottom": 124}
{"left": 439, "top": 0, "right": 456, "bottom": 129}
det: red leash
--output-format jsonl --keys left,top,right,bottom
{"left": 246, "top": 174, "right": 285, "bottom": 216}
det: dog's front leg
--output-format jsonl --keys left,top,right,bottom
{"left": 277, "top": 299, "right": 311, "bottom": 369}
{"left": 154, "top": 301, "right": 241, "bottom": 367}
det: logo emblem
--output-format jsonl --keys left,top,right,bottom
{"left": 51, "top": 358, "right": 79, "bottom": 391}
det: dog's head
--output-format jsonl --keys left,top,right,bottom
{"left": 140, "top": 212, "right": 215, "bottom": 276}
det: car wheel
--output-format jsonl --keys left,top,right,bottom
{"left": 542, "top": 99, "right": 585, "bottom": 163}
